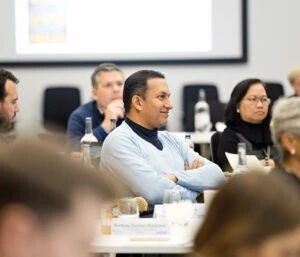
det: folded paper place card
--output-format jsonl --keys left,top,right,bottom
{"left": 111, "top": 218, "right": 170, "bottom": 235}
{"left": 225, "top": 152, "right": 270, "bottom": 173}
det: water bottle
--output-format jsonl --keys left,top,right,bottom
{"left": 235, "top": 142, "right": 247, "bottom": 173}
{"left": 185, "top": 134, "right": 194, "bottom": 150}
{"left": 194, "top": 89, "right": 212, "bottom": 132}
{"left": 80, "top": 117, "right": 99, "bottom": 166}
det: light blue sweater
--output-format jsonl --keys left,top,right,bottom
{"left": 100, "top": 122, "right": 225, "bottom": 205}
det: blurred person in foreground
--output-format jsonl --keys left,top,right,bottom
{"left": 271, "top": 97, "right": 300, "bottom": 182}
{"left": 217, "top": 78, "right": 278, "bottom": 171}
{"left": 0, "top": 139, "right": 119, "bottom": 257}
{"left": 193, "top": 172, "right": 300, "bottom": 257}
{"left": 100, "top": 70, "right": 225, "bottom": 206}
{"left": 287, "top": 66, "right": 300, "bottom": 97}
{"left": 67, "top": 63, "right": 124, "bottom": 151}
{"left": 0, "top": 68, "right": 20, "bottom": 143}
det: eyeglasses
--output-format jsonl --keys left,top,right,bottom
{"left": 246, "top": 97, "right": 271, "bottom": 105}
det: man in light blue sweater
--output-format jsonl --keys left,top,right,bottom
{"left": 101, "top": 70, "right": 225, "bottom": 205}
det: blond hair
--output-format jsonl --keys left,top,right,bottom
{"left": 287, "top": 66, "right": 300, "bottom": 85}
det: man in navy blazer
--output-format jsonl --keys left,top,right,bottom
{"left": 67, "top": 63, "right": 124, "bottom": 151}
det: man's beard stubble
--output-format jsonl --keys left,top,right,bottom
{"left": 0, "top": 108, "right": 14, "bottom": 133}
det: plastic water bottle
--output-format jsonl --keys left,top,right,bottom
{"left": 185, "top": 134, "right": 194, "bottom": 150}
{"left": 235, "top": 142, "right": 247, "bottom": 172}
{"left": 80, "top": 117, "right": 99, "bottom": 166}
{"left": 194, "top": 89, "right": 212, "bottom": 132}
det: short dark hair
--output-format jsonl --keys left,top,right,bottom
{"left": 224, "top": 78, "right": 266, "bottom": 126}
{"left": 0, "top": 139, "right": 120, "bottom": 226}
{"left": 193, "top": 172, "right": 300, "bottom": 257}
{"left": 91, "top": 63, "right": 123, "bottom": 88}
{"left": 0, "top": 69, "right": 19, "bottom": 102}
{"left": 123, "top": 70, "right": 165, "bottom": 114}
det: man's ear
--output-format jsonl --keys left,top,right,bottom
{"left": 91, "top": 87, "right": 98, "bottom": 101}
{"left": 281, "top": 132, "right": 296, "bottom": 154}
{"left": 0, "top": 205, "right": 40, "bottom": 257}
{"left": 131, "top": 95, "right": 143, "bottom": 111}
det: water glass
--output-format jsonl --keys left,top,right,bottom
{"left": 118, "top": 197, "right": 139, "bottom": 219}
{"left": 163, "top": 189, "right": 181, "bottom": 204}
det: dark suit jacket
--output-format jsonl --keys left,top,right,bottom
{"left": 66, "top": 100, "right": 122, "bottom": 151}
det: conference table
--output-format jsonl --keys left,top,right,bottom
{"left": 91, "top": 204, "right": 205, "bottom": 257}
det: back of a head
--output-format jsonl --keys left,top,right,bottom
{"left": 0, "top": 139, "right": 120, "bottom": 225}
{"left": 194, "top": 172, "right": 300, "bottom": 257}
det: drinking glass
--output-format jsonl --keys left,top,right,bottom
{"left": 163, "top": 189, "right": 193, "bottom": 226}
{"left": 118, "top": 197, "right": 139, "bottom": 219}
{"left": 163, "top": 189, "right": 181, "bottom": 204}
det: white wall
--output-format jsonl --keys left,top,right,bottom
{"left": 3, "top": 0, "right": 300, "bottom": 135}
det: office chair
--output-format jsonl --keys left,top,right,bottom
{"left": 43, "top": 86, "right": 81, "bottom": 133}
{"left": 210, "top": 131, "right": 222, "bottom": 166}
{"left": 264, "top": 82, "right": 285, "bottom": 105}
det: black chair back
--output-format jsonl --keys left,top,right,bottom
{"left": 264, "top": 82, "right": 284, "bottom": 105}
{"left": 210, "top": 131, "right": 222, "bottom": 167}
{"left": 43, "top": 87, "right": 81, "bottom": 132}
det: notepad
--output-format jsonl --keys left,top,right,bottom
{"left": 225, "top": 152, "right": 271, "bottom": 173}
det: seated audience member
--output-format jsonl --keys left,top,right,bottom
{"left": 271, "top": 97, "right": 300, "bottom": 182}
{"left": 287, "top": 66, "right": 300, "bottom": 97}
{"left": 0, "top": 139, "right": 118, "bottom": 257}
{"left": 67, "top": 63, "right": 124, "bottom": 151}
{"left": 193, "top": 172, "right": 300, "bottom": 257}
{"left": 100, "top": 70, "right": 225, "bottom": 206}
{"left": 217, "top": 78, "right": 278, "bottom": 171}
{"left": 0, "top": 68, "right": 20, "bottom": 142}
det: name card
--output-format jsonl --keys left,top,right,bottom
{"left": 111, "top": 218, "right": 170, "bottom": 235}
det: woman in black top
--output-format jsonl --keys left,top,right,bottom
{"left": 271, "top": 97, "right": 300, "bottom": 183}
{"left": 217, "top": 78, "right": 278, "bottom": 171}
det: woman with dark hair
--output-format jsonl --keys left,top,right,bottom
{"left": 193, "top": 172, "right": 300, "bottom": 257}
{"left": 216, "top": 78, "right": 278, "bottom": 171}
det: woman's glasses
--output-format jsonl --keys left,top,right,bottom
{"left": 246, "top": 97, "right": 271, "bottom": 105}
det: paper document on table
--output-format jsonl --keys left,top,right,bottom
{"left": 225, "top": 152, "right": 270, "bottom": 173}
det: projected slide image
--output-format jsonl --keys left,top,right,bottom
{"left": 9, "top": 0, "right": 246, "bottom": 63}
{"left": 28, "top": 0, "right": 67, "bottom": 44}
{"left": 16, "top": 0, "right": 212, "bottom": 55}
